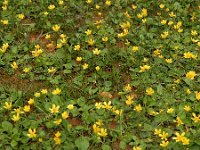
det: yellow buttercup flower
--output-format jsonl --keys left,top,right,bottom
{"left": 52, "top": 24, "right": 60, "bottom": 32}
{"left": 139, "top": 65, "right": 150, "bottom": 72}
{"left": 184, "top": 105, "right": 191, "bottom": 112}
{"left": 95, "top": 66, "right": 100, "bottom": 71}
{"left": 146, "top": 87, "right": 154, "bottom": 96}
{"left": 82, "top": 63, "right": 89, "bottom": 69}
{"left": 11, "top": 62, "right": 18, "bottom": 70}
{"left": 28, "top": 98, "right": 35, "bottom": 105}
{"left": 85, "top": 29, "right": 92, "bottom": 35}
{"left": 50, "top": 104, "right": 60, "bottom": 113}
{"left": 195, "top": 91, "right": 200, "bottom": 100}
{"left": 159, "top": 131, "right": 168, "bottom": 140}
{"left": 12, "top": 114, "right": 20, "bottom": 122}
{"left": 3, "top": 102, "right": 12, "bottom": 110}
{"left": 97, "top": 128, "right": 108, "bottom": 137}
{"left": 132, "top": 46, "right": 139, "bottom": 52}
{"left": 154, "top": 129, "right": 161, "bottom": 135}
{"left": 167, "top": 108, "right": 174, "bottom": 113}
{"left": 67, "top": 104, "right": 74, "bottom": 110}
{"left": 24, "top": 105, "right": 31, "bottom": 112}
{"left": 1, "top": 19, "right": 9, "bottom": 25}
{"left": 54, "top": 119, "right": 62, "bottom": 125}
{"left": 48, "top": 4, "right": 55, "bottom": 10}
{"left": 27, "top": 128, "right": 37, "bottom": 138}
{"left": 93, "top": 48, "right": 101, "bottom": 55}
{"left": 160, "top": 140, "right": 169, "bottom": 147}
{"left": 76, "top": 57, "right": 82, "bottom": 62}
{"left": 74, "top": 44, "right": 81, "bottom": 51}
{"left": 17, "top": 14, "right": 25, "bottom": 20}
{"left": 191, "top": 113, "right": 200, "bottom": 123}
{"left": 52, "top": 88, "right": 61, "bottom": 95}
{"left": 41, "top": 89, "right": 48, "bottom": 94}
{"left": 134, "top": 104, "right": 142, "bottom": 112}
{"left": 186, "top": 71, "right": 196, "bottom": 80}
{"left": 34, "top": 92, "right": 41, "bottom": 97}
{"left": 62, "top": 111, "right": 69, "bottom": 119}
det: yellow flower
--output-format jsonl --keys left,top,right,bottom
{"left": 56, "top": 43, "right": 63, "bottom": 49}
{"left": 133, "top": 146, "right": 142, "bottom": 150}
{"left": 160, "top": 140, "right": 169, "bottom": 147}
{"left": 161, "top": 31, "right": 169, "bottom": 39}
{"left": 55, "top": 131, "right": 61, "bottom": 137}
{"left": 102, "top": 37, "right": 108, "bottom": 42}
{"left": 45, "top": 34, "right": 51, "bottom": 39}
{"left": 174, "top": 117, "right": 183, "bottom": 126}
{"left": 97, "top": 128, "right": 108, "bottom": 137}
{"left": 132, "top": 4, "right": 137, "bottom": 10}
{"left": 67, "top": 104, "right": 74, "bottom": 110}
{"left": 48, "top": 67, "right": 56, "bottom": 73}
{"left": 142, "top": 8, "right": 147, "bottom": 17}
{"left": 76, "top": 57, "right": 82, "bottom": 62}
{"left": 95, "top": 102, "right": 103, "bottom": 109}
{"left": 159, "top": 4, "right": 165, "bottom": 9}
{"left": 12, "top": 114, "right": 20, "bottom": 122}
{"left": 34, "top": 92, "right": 41, "bottom": 98}
{"left": 195, "top": 91, "right": 200, "bottom": 100}
{"left": 146, "top": 87, "right": 154, "bottom": 96}
{"left": 132, "top": 46, "right": 139, "bottom": 52}
{"left": 124, "top": 84, "right": 132, "bottom": 92}
{"left": 93, "top": 124, "right": 100, "bottom": 133}
{"left": 86, "top": 0, "right": 92, "bottom": 4}
{"left": 154, "top": 129, "right": 161, "bottom": 135}
{"left": 167, "top": 108, "right": 174, "bottom": 114}
{"left": 93, "top": 48, "right": 101, "bottom": 55}
{"left": 87, "top": 38, "right": 95, "bottom": 45}
{"left": 159, "top": 131, "right": 168, "bottom": 140}
{"left": 184, "top": 105, "right": 191, "bottom": 112}
{"left": 169, "top": 12, "right": 176, "bottom": 17}
{"left": 186, "top": 71, "right": 196, "bottom": 80}
{"left": 48, "top": 4, "right": 55, "bottom": 10}
{"left": 85, "top": 29, "right": 92, "bottom": 35}
{"left": 182, "top": 137, "right": 190, "bottom": 145}
{"left": 11, "top": 62, "right": 18, "bottom": 70}
{"left": 168, "top": 21, "right": 173, "bottom": 26}
{"left": 43, "top": 11, "right": 48, "bottom": 16}
{"left": 184, "top": 52, "right": 197, "bottom": 59}
{"left": 41, "top": 89, "right": 48, "bottom": 94}
{"left": 161, "top": 20, "right": 167, "bottom": 25}
{"left": 191, "top": 113, "right": 200, "bottom": 123}
{"left": 173, "top": 132, "right": 186, "bottom": 143}
{"left": 3, "top": 102, "right": 12, "bottom": 110}
{"left": 1, "top": 19, "right": 9, "bottom": 25}
{"left": 17, "top": 14, "right": 25, "bottom": 20}
{"left": 82, "top": 63, "right": 89, "bottom": 69}
{"left": 27, "top": 128, "right": 37, "bottom": 138}
{"left": 102, "top": 101, "right": 112, "bottom": 110}
{"left": 58, "top": 0, "right": 64, "bottom": 5}
{"left": 134, "top": 104, "right": 142, "bottom": 112}
{"left": 62, "top": 111, "right": 69, "bottom": 119}
{"left": 105, "top": 0, "right": 111, "bottom": 6}
{"left": 54, "top": 119, "right": 62, "bottom": 125}
{"left": 50, "top": 104, "right": 60, "bottom": 113}
{"left": 28, "top": 98, "right": 35, "bottom": 105}
{"left": 139, "top": 65, "right": 150, "bottom": 72}
{"left": 24, "top": 105, "right": 31, "bottom": 112}
{"left": 52, "top": 24, "right": 60, "bottom": 32}
{"left": 52, "top": 88, "right": 61, "bottom": 95}
{"left": 0, "top": 43, "right": 9, "bottom": 53}
{"left": 54, "top": 137, "right": 61, "bottom": 145}
{"left": 74, "top": 44, "right": 81, "bottom": 51}
{"left": 95, "top": 66, "right": 100, "bottom": 71}
{"left": 23, "top": 67, "right": 31, "bottom": 73}
{"left": 191, "top": 30, "right": 198, "bottom": 36}
{"left": 165, "top": 58, "right": 172, "bottom": 63}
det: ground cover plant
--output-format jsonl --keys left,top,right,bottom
{"left": 0, "top": 0, "right": 200, "bottom": 149}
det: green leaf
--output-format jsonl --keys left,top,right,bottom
{"left": 75, "top": 136, "right": 89, "bottom": 150}
{"left": 102, "top": 145, "right": 112, "bottom": 150}
{"left": 2, "top": 121, "right": 13, "bottom": 131}
{"left": 120, "top": 141, "right": 127, "bottom": 150}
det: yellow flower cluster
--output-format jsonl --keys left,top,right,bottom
{"left": 93, "top": 120, "right": 108, "bottom": 137}
{"left": 172, "top": 132, "right": 190, "bottom": 145}
{"left": 31, "top": 45, "right": 43, "bottom": 57}
{"left": 154, "top": 129, "right": 169, "bottom": 147}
